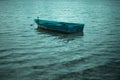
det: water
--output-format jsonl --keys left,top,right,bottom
{"left": 0, "top": 0, "right": 120, "bottom": 80}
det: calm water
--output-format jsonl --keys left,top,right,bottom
{"left": 0, "top": 0, "right": 120, "bottom": 80}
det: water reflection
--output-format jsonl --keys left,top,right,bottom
{"left": 36, "top": 28, "right": 84, "bottom": 42}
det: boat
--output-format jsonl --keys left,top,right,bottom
{"left": 34, "top": 18, "right": 85, "bottom": 33}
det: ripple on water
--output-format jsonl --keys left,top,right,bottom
{"left": 0, "top": 0, "right": 120, "bottom": 80}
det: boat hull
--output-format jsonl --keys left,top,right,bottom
{"left": 34, "top": 19, "right": 84, "bottom": 33}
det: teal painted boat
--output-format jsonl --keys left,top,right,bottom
{"left": 34, "top": 18, "right": 84, "bottom": 33}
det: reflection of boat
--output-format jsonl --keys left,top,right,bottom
{"left": 34, "top": 18, "right": 85, "bottom": 33}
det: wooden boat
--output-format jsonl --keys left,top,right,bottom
{"left": 34, "top": 18, "right": 84, "bottom": 33}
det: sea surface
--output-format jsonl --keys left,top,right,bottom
{"left": 0, "top": 0, "right": 120, "bottom": 80}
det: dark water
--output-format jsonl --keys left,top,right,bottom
{"left": 0, "top": 0, "right": 120, "bottom": 80}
